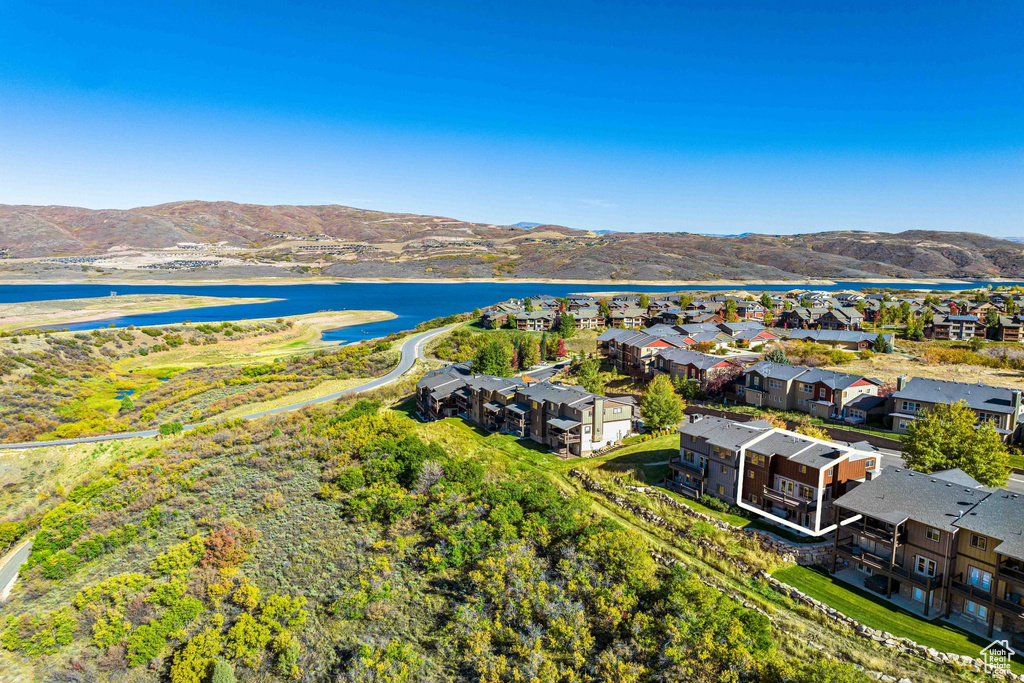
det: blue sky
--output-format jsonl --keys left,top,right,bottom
{"left": 0, "top": 1, "right": 1021, "bottom": 235}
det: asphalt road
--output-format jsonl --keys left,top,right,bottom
{"left": 0, "top": 542, "right": 31, "bottom": 601}
{"left": 0, "top": 325, "right": 453, "bottom": 451}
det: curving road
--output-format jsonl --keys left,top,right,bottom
{"left": 0, "top": 325, "right": 453, "bottom": 451}
{"left": 0, "top": 541, "right": 31, "bottom": 602}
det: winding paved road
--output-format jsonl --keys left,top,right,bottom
{"left": 0, "top": 542, "right": 31, "bottom": 602}
{"left": 0, "top": 325, "right": 453, "bottom": 452}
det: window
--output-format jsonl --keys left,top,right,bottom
{"left": 926, "top": 527, "right": 940, "bottom": 542}
{"left": 716, "top": 485, "right": 725, "bottom": 495}
{"left": 901, "top": 400, "right": 921, "bottom": 414}
{"left": 864, "top": 459, "right": 875, "bottom": 469}
{"left": 613, "top": 407, "right": 622, "bottom": 414}
{"left": 769, "top": 379, "right": 783, "bottom": 389}
{"left": 800, "top": 383, "right": 813, "bottom": 394}
{"left": 915, "top": 556, "right": 936, "bottom": 577}
{"left": 748, "top": 470, "right": 755, "bottom": 479}
{"left": 913, "top": 587, "right": 925, "bottom": 602}
{"left": 970, "top": 534, "right": 988, "bottom": 551}
{"left": 799, "top": 485, "right": 813, "bottom": 499}
{"left": 826, "top": 467, "right": 834, "bottom": 477}
{"left": 748, "top": 453, "right": 765, "bottom": 467}
{"left": 965, "top": 600, "right": 989, "bottom": 620}
{"left": 583, "top": 425, "right": 591, "bottom": 434}
{"left": 968, "top": 566, "right": 992, "bottom": 592}
{"left": 721, "top": 465, "right": 728, "bottom": 474}
{"left": 799, "top": 465, "right": 807, "bottom": 474}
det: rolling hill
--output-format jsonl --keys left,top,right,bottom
{"left": 1, "top": 201, "right": 1022, "bottom": 281}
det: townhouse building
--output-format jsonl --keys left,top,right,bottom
{"left": 416, "top": 364, "right": 634, "bottom": 457}
{"left": 817, "top": 307, "right": 865, "bottom": 331}
{"left": 652, "top": 348, "right": 739, "bottom": 389}
{"left": 782, "top": 329, "right": 893, "bottom": 351}
{"left": 829, "top": 467, "right": 1024, "bottom": 644}
{"left": 927, "top": 314, "right": 981, "bottom": 341}
{"left": 742, "top": 362, "right": 884, "bottom": 419}
{"left": 670, "top": 416, "right": 881, "bottom": 536}
{"left": 832, "top": 467, "right": 984, "bottom": 616}
{"left": 609, "top": 307, "right": 651, "bottom": 328}
{"left": 515, "top": 310, "right": 557, "bottom": 331}
{"left": 949, "top": 491, "right": 1024, "bottom": 642}
{"left": 570, "top": 307, "right": 606, "bottom": 329}
{"left": 992, "top": 315, "right": 1023, "bottom": 342}
{"left": 888, "top": 376, "right": 1023, "bottom": 443}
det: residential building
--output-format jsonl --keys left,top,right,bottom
{"left": 832, "top": 467, "right": 985, "bottom": 616}
{"left": 670, "top": 416, "right": 881, "bottom": 536}
{"left": 992, "top": 315, "right": 1023, "bottom": 343}
{"left": 950, "top": 491, "right": 1024, "bottom": 642}
{"left": 609, "top": 307, "right": 651, "bottom": 328}
{"left": 669, "top": 416, "right": 771, "bottom": 499}
{"left": 928, "top": 314, "right": 981, "bottom": 341}
{"left": 888, "top": 377, "right": 1023, "bottom": 443}
{"left": 415, "top": 364, "right": 634, "bottom": 457}
{"left": 817, "top": 307, "right": 865, "bottom": 331}
{"left": 653, "top": 348, "right": 739, "bottom": 389}
{"left": 571, "top": 307, "right": 606, "bottom": 329}
{"left": 743, "top": 362, "right": 809, "bottom": 411}
{"left": 515, "top": 310, "right": 557, "bottom": 331}
{"left": 782, "top": 329, "right": 893, "bottom": 351}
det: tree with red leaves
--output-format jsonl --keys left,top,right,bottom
{"left": 201, "top": 523, "right": 260, "bottom": 570}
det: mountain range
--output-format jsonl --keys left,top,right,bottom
{"left": 1, "top": 201, "right": 1022, "bottom": 281}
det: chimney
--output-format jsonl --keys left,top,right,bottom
{"left": 896, "top": 376, "right": 908, "bottom": 392}
{"left": 1013, "top": 389, "right": 1022, "bottom": 413}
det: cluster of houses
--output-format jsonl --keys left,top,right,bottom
{"left": 416, "top": 363, "right": 634, "bottom": 457}
{"left": 482, "top": 289, "right": 1024, "bottom": 342}
{"left": 668, "top": 413, "right": 1024, "bottom": 645}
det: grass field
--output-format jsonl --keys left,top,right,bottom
{"left": 116, "top": 309, "right": 395, "bottom": 372}
{"left": 772, "top": 565, "right": 1024, "bottom": 675}
{"left": 0, "top": 438, "right": 158, "bottom": 519}
{"left": 0, "top": 293, "right": 277, "bottom": 331}
{"left": 824, "top": 351, "right": 1024, "bottom": 390}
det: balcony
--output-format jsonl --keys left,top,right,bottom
{"left": 846, "top": 520, "right": 905, "bottom": 546}
{"left": 665, "top": 479, "right": 703, "bottom": 499}
{"left": 951, "top": 580, "right": 993, "bottom": 603}
{"left": 995, "top": 595, "right": 1024, "bottom": 618}
{"left": 999, "top": 560, "right": 1024, "bottom": 586}
{"left": 672, "top": 459, "right": 706, "bottom": 476}
{"left": 762, "top": 486, "right": 817, "bottom": 511}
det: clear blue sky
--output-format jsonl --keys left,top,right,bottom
{"left": 1, "top": 0, "right": 1021, "bottom": 235}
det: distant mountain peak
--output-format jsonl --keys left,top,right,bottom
{"left": 510, "top": 222, "right": 542, "bottom": 229}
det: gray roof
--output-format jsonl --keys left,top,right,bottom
{"left": 784, "top": 330, "right": 892, "bottom": 344}
{"left": 892, "top": 377, "right": 1022, "bottom": 415}
{"left": 846, "top": 394, "right": 887, "bottom": 412}
{"left": 748, "top": 431, "right": 822, "bottom": 459}
{"left": 597, "top": 328, "right": 646, "bottom": 343}
{"left": 796, "top": 368, "right": 877, "bottom": 391}
{"left": 656, "top": 348, "right": 733, "bottom": 370}
{"left": 834, "top": 467, "right": 987, "bottom": 530}
{"left": 677, "top": 416, "right": 768, "bottom": 451}
{"left": 954, "top": 490, "right": 1024, "bottom": 562}
{"left": 548, "top": 417, "right": 582, "bottom": 430}
{"left": 518, "top": 381, "right": 597, "bottom": 407}
{"left": 744, "top": 361, "right": 808, "bottom": 381}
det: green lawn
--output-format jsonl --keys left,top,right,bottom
{"left": 772, "top": 565, "right": 1024, "bottom": 675}
{"left": 1009, "top": 454, "right": 1024, "bottom": 472}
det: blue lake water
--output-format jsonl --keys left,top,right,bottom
{"left": 1, "top": 281, "right": 1018, "bottom": 344}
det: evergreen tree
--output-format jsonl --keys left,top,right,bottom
{"left": 119, "top": 396, "right": 134, "bottom": 412}
{"left": 524, "top": 297, "right": 534, "bottom": 312}
{"left": 764, "top": 348, "right": 790, "bottom": 364}
{"left": 558, "top": 313, "right": 577, "bottom": 338}
{"left": 575, "top": 358, "right": 602, "bottom": 393}
{"left": 638, "top": 293, "right": 650, "bottom": 309}
{"left": 759, "top": 292, "right": 772, "bottom": 309}
{"left": 210, "top": 659, "right": 237, "bottom": 683}
{"left": 873, "top": 333, "right": 889, "bottom": 353}
{"left": 640, "top": 375, "right": 684, "bottom": 429}
{"left": 598, "top": 298, "right": 611, "bottom": 322}
{"left": 471, "top": 340, "right": 513, "bottom": 377}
